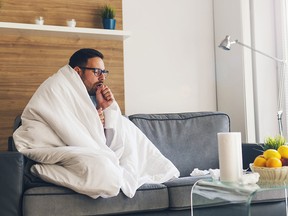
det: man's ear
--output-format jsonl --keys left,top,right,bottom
{"left": 74, "top": 66, "right": 82, "bottom": 75}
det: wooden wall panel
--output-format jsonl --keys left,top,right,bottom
{"left": 0, "top": 0, "right": 125, "bottom": 151}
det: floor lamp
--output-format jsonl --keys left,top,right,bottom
{"left": 218, "top": 35, "right": 287, "bottom": 136}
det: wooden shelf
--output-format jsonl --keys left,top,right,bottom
{"left": 0, "top": 22, "right": 131, "bottom": 41}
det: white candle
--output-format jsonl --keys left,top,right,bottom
{"left": 217, "top": 132, "right": 243, "bottom": 182}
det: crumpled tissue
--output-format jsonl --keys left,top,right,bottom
{"left": 239, "top": 172, "right": 260, "bottom": 185}
{"left": 190, "top": 168, "right": 220, "bottom": 180}
{"left": 190, "top": 168, "right": 209, "bottom": 176}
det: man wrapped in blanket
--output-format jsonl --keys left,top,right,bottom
{"left": 13, "top": 48, "right": 180, "bottom": 199}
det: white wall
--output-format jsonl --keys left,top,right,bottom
{"left": 122, "top": 0, "right": 217, "bottom": 115}
{"left": 214, "top": 0, "right": 256, "bottom": 142}
{"left": 123, "top": 0, "right": 281, "bottom": 143}
{"left": 251, "top": 0, "right": 280, "bottom": 141}
{"left": 214, "top": 0, "right": 280, "bottom": 142}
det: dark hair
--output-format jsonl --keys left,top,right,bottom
{"left": 69, "top": 48, "right": 104, "bottom": 68}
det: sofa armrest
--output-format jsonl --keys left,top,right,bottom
{"left": 242, "top": 143, "right": 263, "bottom": 170}
{"left": 0, "top": 152, "right": 24, "bottom": 216}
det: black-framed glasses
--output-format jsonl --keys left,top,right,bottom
{"left": 79, "top": 67, "right": 109, "bottom": 77}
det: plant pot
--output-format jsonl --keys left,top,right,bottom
{"left": 102, "top": 18, "right": 116, "bottom": 30}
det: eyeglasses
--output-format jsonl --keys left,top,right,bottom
{"left": 79, "top": 67, "right": 109, "bottom": 77}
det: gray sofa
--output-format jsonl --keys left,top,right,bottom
{"left": 1, "top": 112, "right": 286, "bottom": 216}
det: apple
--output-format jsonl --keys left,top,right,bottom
{"left": 281, "top": 158, "right": 288, "bottom": 166}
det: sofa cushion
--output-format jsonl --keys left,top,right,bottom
{"left": 129, "top": 112, "right": 230, "bottom": 176}
{"left": 22, "top": 183, "right": 168, "bottom": 216}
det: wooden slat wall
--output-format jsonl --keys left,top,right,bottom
{"left": 0, "top": 0, "right": 124, "bottom": 151}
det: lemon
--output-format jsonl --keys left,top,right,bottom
{"left": 278, "top": 145, "right": 288, "bottom": 159}
{"left": 266, "top": 157, "right": 282, "bottom": 168}
{"left": 253, "top": 155, "right": 266, "bottom": 167}
{"left": 263, "top": 149, "right": 281, "bottom": 160}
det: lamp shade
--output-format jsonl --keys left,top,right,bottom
{"left": 218, "top": 35, "right": 233, "bottom": 50}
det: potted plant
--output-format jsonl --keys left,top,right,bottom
{"left": 101, "top": 5, "right": 116, "bottom": 30}
{"left": 262, "top": 135, "right": 286, "bottom": 150}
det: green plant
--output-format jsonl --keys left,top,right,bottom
{"left": 101, "top": 5, "right": 116, "bottom": 19}
{"left": 262, "top": 135, "right": 286, "bottom": 150}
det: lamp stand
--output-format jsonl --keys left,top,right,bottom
{"left": 278, "top": 110, "right": 284, "bottom": 136}
{"left": 237, "top": 40, "right": 286, "bottom": 137}
{"left": 219, "top": 35, "right": 287, "bottom": 137}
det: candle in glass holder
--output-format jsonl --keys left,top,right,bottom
{"left": 217, "top": 132, "right": 243, "bottom": 182}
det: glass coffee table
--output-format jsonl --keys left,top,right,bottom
{"left": 191, "top": 179, "right": 288, "bottom": 216}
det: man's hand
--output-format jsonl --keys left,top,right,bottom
{"left": 96, "top": 84, "right": 114, "bottom": 110}
{"left": 97, "top": 107, "right": 105, "bottom": 125}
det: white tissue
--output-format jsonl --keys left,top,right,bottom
{"left": 190, "top": 168, "right": 209, "bottom": 176}
{"left": 190, "top": 168, "right": 220, "bottom": 180}
{"left": 239, "top": 172, "right": 260, "bottom": 185}
{"left": 209, "top": 169, "right": 220, "bottom": 180}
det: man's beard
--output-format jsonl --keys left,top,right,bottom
{"left": 88, "top": 82, "right": 103, "bottom": 96}
{"left": 88, "top": 91, "right": 96, "bottom": 96}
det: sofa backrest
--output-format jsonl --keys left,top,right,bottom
{"left": 128, "top": 112, "right": 230, "bottom": 177}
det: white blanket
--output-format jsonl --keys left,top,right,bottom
{"left": 13, "top": 65, "right": 180, "bottom": 199}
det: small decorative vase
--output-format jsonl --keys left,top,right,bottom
{"left": 35, "top": 17, "right": 44, "bottom": 25}
{"left": 66, "top": 19, "right": 76, "bottom": 27}
{"left": 102, "top": 18, "right": 116, "bottom": 30}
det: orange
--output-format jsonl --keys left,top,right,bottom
{"left": 266, "top": 157, "right": 282, "bottom": 168}
{"left": 278, "top": 145, "right": 288, "bottom": 159}
{"left": 263, "top": 149, "right": 281, "bottom": 160}
{"left": 253, "top": 155, "right": 267, "bottom": 167}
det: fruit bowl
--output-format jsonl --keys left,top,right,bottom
{"left": 250, "top": 163, "right": 288, "bottom": 184}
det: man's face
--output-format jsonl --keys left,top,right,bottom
{"left": 75, "top": 57, "right": 106, "bottom": 95}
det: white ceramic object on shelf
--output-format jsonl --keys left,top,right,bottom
{"left": 66, "top": 19, "right": 76, "bottom": 27}
{"left": 35, "top": 17, "right": 44, "bottom": 25}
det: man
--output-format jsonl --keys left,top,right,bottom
{"left": 69, "top": 49, "right": 113, "bottom": 125}
{"left": 13, "top": 48, "right": 179, "bottom": 199}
